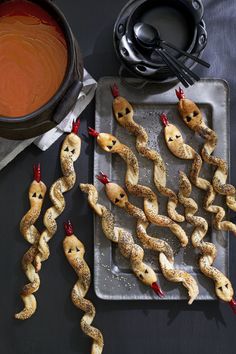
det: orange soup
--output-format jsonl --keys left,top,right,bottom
{"left": 0, "top": 0, "right": 68, "bottom": 117}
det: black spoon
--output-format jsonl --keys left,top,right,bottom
{"left": 134, "top": 22, "right": 210, "bottom": 68}
{"left": 133, "top": 23, "right": 196, "bottom": 87}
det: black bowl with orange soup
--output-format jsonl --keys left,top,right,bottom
{"left": 0, "top": 0, "right": 83, "bottom": 140}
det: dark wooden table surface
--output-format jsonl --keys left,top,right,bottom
{"left": 1, "top": 1, "right": 236, "bottom": 353}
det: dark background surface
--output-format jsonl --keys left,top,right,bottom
{"left": 0, "top": 0, "right": 236, "bottom": 353}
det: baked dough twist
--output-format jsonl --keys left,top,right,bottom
{"left": 178, "top": 170, "right": 236, "bottom": 311}
{"left": 95, "top": 173, "right": 199, "bottom": 304}
{"left": 63, "top": 221, "right": 104, "bottom": 354}
{"left": 80, "top": 183, "right": 164, "bottom": 297}
{"left": 15, "top": 165, "right": 47, "bottom": 320}
{"left": 176, "top": 87, "right": 236, "bottom": 211}
{"left": 111, "top": 84, "right": 184, "bottom": 223}
{"left": 35, "top": 119, "right": 81, "bottom": 272}
{"left": 88, "top": 128, "right": 188, "bottom": 247}
{"left": 161, "top": 114, "right": 236, "bottom": 235}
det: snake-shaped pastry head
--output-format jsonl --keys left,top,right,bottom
{"left": 176, "top": 87, "right": 202, "bottom": 130}
{"left": 61, "top": 118, "right": 81, "bottom": 162}
{"left": 96, "top": 172, "right": 128, "bottom": 208}
{"left": 29, "top": 164, "right": 47, "bottom": 208}
{"left": 111, "top": 83, "right": 134, "bottom": 126}
{"left": 88, "top": 128, "right": 121, "bottom": 153}
{"left": 63, "top": 220, "right": 85, "bottom": 264}
{"left": 215, "top": 275, "right": 234, "bottom": 303}
{"left": 161, "top": 113, "right": 195, "bottom": 160}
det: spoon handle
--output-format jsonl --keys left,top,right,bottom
{"left": 163, "top": 49, "right": 200, "bottom": 82}
{"left": 156, "top": 49, "right": 193, "bottom": 87}
{"left": 163, "top": 41, "right": 210, "bottom": 68}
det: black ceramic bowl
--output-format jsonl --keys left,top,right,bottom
{"left": 114, "top": 0, "right": 207, "bottom": 82}
{"left": 0, "top": 0, "right": 83, "bottom": 140}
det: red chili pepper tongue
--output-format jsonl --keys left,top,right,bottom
{"left": 96, "top": 171, "right": 110, "bottom": 185}
{"left": 33, "top": 163, "right": 41, "bottom": 183}
{"left": 64, "top": 220, "right": 74, "bottom": 236}
{"left": 175, "top": 87, "right": 185, "bottom": 100}
{"left": 88, "top": 127, "right": 100, "bottom": 137}
{"left": 151, "top": 282, "right": 165, "bottom": 298}
{"left": 72, "top": 117, "right": 80, "bottom": 134}
{"left": 160, "top": 113, "right": 169, "bottom": 127}
{"left": 229, "top": 299, "right": 236, "bottom": 314}
{"left": 111, "top": 83, "right": 119, "bottom": 98}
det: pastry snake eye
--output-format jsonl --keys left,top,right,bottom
{"left": 115, "top": 198, "right": 119, "bottom": 203}
{"left": 186, "top": 116, "right": 192, "bottom": 122}
{"left": 64, "top": 146, "right": 69, "bottom": 152}
{"left": 68, "top": 249, "right": 72, "bottom": 254}
{"left": 120, "top": 193, "right": 125, "bottom": 198}
{"left": 112, "top": 140, "right": 116, "bottom": 146}
{"left": 193, "top": 111, "right": 198, "bottom": 117}
{"left": 76, "top": 247, "right": 80, "bottom": 252}
{"left": 176, "top": 135, "right": 181, "bottom": 139}
{"left": 225, "top": 283, "right": 229, "bottom": 288}
{"left": 71, "top": 149, "right": 75, "bottom": 154}
{"left": 218, "top": 286, "right": 223, "bottom": 292}
{"left": 125, "top": 108, "right": 130, "bottom": 114}
{"left": 118, "top": 112, "right": 123, "bottom": 118}
{"left": 139, "top": 274, "right": 144, "bottom": 279}
{"left": 32, "top": 192, "right": 37, "bottom": 198}
{"left": 168, "top": 137, "right": 173, "bottom": 142}
{"left": 145, "top": 269, "right": 148, "bottom": 274}
{"left": 38, "top": 194, "right": 43, "bottom": 199}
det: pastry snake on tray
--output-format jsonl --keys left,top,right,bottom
{"left": 63, "top": 221, "right": 104, "bottom": 354}
{"left": 111, "top": 83, "right": 184, "bottom": 223}
{"left": 178, "top": 171, "right": 236, "bottom": 313}
{"left": 88, "top": 128, "right": 188, "bottom": 247}
{"left": 176, "top": 87, "right": 236, "bottom": 211}
{"left": 15, "top": 165, "right": 47, "bottom": 320}
{"left": 161, "top": 113, "right": 236, "bottom": 236}
{"left": 95, "top": 172, "right": 199, "bottom": 304}
{"left": 80, "top": 182, "right": 164, "bottom": 297}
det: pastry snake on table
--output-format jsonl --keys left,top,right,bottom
{"left": 34, "top": 118, "right": 81, "bottom": 273}
{"left": 176, "top": 87, "right": 236, "bottom": 211}
{"left": 88, "top": 128, "right": 188, "bottom": 247}
{"left": 63, "top": 221, "right": 104, "bottom": 354}
{"left": 178, "top": 171, "right": 236, "bottom": 313}
{"left": 111, "top": 83, "right": 184, "bottom": 223}
{"left": 80, "top": 182, "right": 164, "bottom": 297}
{"left": 15, "top": 165, "right": 47, "bottom": 320}
{"left": 161, "top": 113, "right": 236, "bottom": 235}
{"left": 95, "top": 172, "right": 199, "bottom": 304}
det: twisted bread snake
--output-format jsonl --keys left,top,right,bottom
{"left": 15, "top": 165, "right": 47, "bottom": 320}
{"left": 80, "top": 183, "right": 164, "bottom": 297}
{"left": 176, "top": 87, "right": 236, "bottom": 211}
{"left": 63, "top": 221, "right": 104, "bottom": 354}
{"left": 95, "top": 173, "right": 199, "bottom": 304}
{"left": 88, "top": 128, "right": 188, "bottom": 247}
{"left": 178, "top": 171, "right": 236, "bottom": 313}
{"left": 111, "top": 84, "right": 184, "bottom": 223}
{"left": 161, "top": 114, "right": 236, "bottom": 235}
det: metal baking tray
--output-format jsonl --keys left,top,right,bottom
{"left": 94, "top": 77, "right": 230, "bottom": 300}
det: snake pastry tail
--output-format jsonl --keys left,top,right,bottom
{"left": 80, "top": 182, "right": 164, "bottom": 297}
{"left": 15, "top": 164, "right": 47, "bottom": 320}
{"left": 63, "top": 221, "right": 104, "bottom": 354}
{"left": 111, "top": 83, "right": 184, "bottom": 223}
{"left": 95, "top": 172, "right": 199, "bottom": 304}
{"left": 176, "top": 87, "right": 236, "bottom": 211}
{"left": 161, "top": 113, "right": 236, "bottom": 236}
{"left": 88, "top": 127, "right": 188, "bottom": 247}
{"left": 178, "top": 171, "right": 236, "bottom": 313}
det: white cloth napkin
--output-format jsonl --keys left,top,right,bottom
{"left": 0, "top": 69, "right": 96, "bottom": 170}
